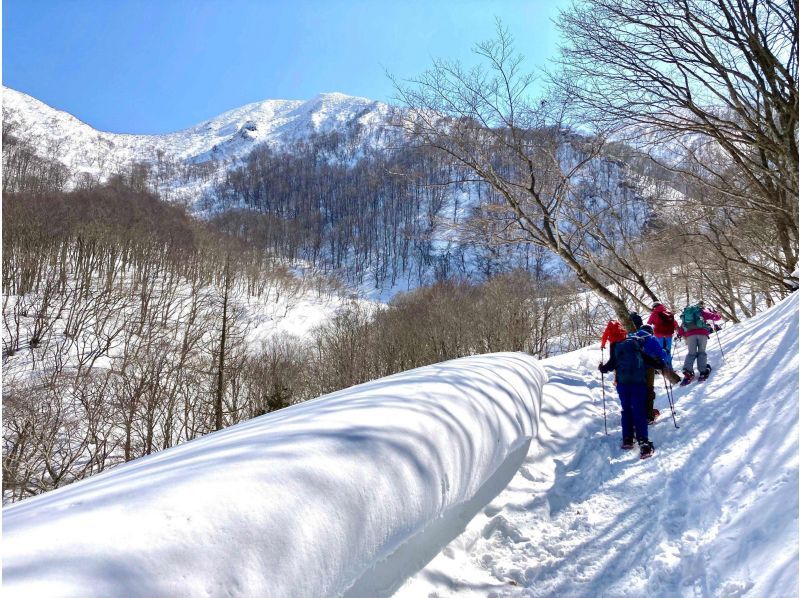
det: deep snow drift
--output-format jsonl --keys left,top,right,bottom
{"left": 2, "top": 353, "right": 546, "bottom": 598}
{"left": 397, "top": 293, "right": 799, "bottom": 596}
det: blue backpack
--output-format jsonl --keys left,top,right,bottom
{"left": 614, "top": 337, "right": 646, "bottom": 384}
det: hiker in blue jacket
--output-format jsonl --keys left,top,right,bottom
{"left": 599, "top": 332, "right": 665, "bottom": 459}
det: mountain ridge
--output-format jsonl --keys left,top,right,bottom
{"left": 2, "top": 86, "right": 392, "bottom": 187}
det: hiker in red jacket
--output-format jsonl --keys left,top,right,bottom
{"left": 647, "top": 301, "right": 681, "bottom": 384}
{"left": 647, "top": 302, "right": 676, "bottom": 350}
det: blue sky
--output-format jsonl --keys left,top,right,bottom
{"left": 3, "top": 0, "right": 570, "bottom": 134}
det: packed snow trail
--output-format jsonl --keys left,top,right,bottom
{"left": 397, "top": 294, "right": 799, "bottom": 597}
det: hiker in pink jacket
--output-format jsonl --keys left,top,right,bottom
{"left": 677, "top": 301, "right": 722, "bottom": 384}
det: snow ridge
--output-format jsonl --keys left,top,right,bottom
{"left": 2, "top": 352, "right": 546, "bottom": 598}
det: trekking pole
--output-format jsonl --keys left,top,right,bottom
{"left": 707, "top": 305, "right": 725, "bottom": 363}
{"left": 601, "top": 347, "right": 608, "bottom": 435}
{"left": 662, "top": 370, "right": 679, "bottom": 429}
{"left": 713, "top": 325, "right": 725, "bottom": 362}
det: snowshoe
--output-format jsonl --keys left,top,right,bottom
{"left": 698, "top": 365, "right": 712, "bottom": 382}
{"left": 679, "top": 371, "right": 695, "bottom": 386}
{"left": 620, "top": 438, "right": 635, "bottom": 450}
{"left": 639, "top": 441, "right": 655, "bottom": 460}
{"left": 648, "top": 409, "right": 660, "bottom": 425}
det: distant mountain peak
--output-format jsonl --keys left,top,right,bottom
{"left": 313, "top": 91, "right": 368, "bottom": 101}
{"left": 2, "top": 86, "right": 392, "bottom": 198}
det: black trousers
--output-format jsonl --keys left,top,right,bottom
{"left": 645, "top": 368, "right": 656, "bottom": 418}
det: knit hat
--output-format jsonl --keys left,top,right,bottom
{"left": 652, "top": 301, "right": 662, "bottom": 308}
{"left": 601, "top": 320, "right": 628, "bottom": 347}
{"left": 630, "top": 312, "right": 643, "bottom": 329}
{"left": 640, "top": 324, "right": 654, "bottom": 335}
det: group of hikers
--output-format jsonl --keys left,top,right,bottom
{"left": 599, "top": 301, "right": 722, "bottom": 459}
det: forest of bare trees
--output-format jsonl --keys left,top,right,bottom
{"left": 210, "top": 131, "right": 554, "bottom": 290}
{"left": 1, "top": 184, "right": 307, "bottom": 501}
{"left": 1, "top": 180, "right": 600, "bottom": 503}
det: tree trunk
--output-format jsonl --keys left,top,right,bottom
{"left": 215, "top": 257, "right": 230, "bottom": 432}
{"left": 558, "top": 246, "right": 636, "bottom": 330}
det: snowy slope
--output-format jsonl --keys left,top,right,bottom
{"left": 3, "top": 295, "right": 797, "bottom": 597}
{"left": 2, "top": 353, "right": 546, "bottom": 598}
{"left": 2, "top": 86, "right": 391, "bottom": 183}
{"left": 397, "top": 293, "right": 799, "bottom": 597}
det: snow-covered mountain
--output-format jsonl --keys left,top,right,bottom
{"left": 3, "top": 292, "right": 797, "bottom": 597}
{"left": 2, "top": 86, "right": 392, "bottom": 195}
{"left": 0, "top": 87, "right": 695, "bottom": 296}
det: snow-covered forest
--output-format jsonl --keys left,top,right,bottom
{"left": 2, "top": 0, "right": 797, "bottom": 595}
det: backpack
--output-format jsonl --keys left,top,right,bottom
{"left": 656, "top": 309, "right": 677, "bottom": 333}
{"left": 681, "top": 305, "right": 705, "bottom": 330}
{"left": 614, "top": 337, "right": 646, "bottom": 384}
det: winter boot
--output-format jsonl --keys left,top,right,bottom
{"left": 639, "top": 440, "right": 655, "bottom": 459}
{"left": 620, "top": 437, "right": 635, "bottom": 450}
{"left": 680, "top": 369, "right": 695, "bottom": 386}
{"left": 698, "top": 365, "right": 712, "bottom": 382}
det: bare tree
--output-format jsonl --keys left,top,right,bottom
{"left": 394, "top": 24, "right": 657, "bottom": 325}
{"left": 556, "top": 0, "right": 798, "bottom": 286}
